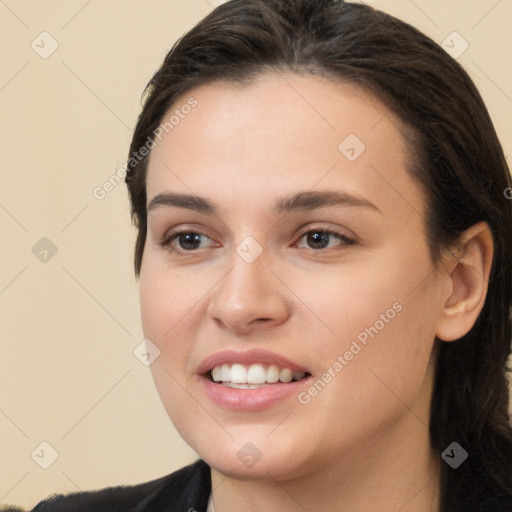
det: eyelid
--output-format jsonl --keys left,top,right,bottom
{"left": 159, "top": 230, "right": 218, "bottom": 251}
{"left": 159, "top": 224, "right": 217, "bottom": 245}
{"left": 158, "top": 222, "right": 357, "bottom": 255}
{"left": 294, "top": 223, "right": 357, "bottom": 243}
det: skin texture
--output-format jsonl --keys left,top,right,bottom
{"left": 139, "top": 73, "right": 493, "bottom": 512}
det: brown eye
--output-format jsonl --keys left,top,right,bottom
{"left": 176, "top": 232, "right": 204, "bottom": 251}
{"left": 160, "top": 231, "right": 217, "bottom": 255}
{"left": 305, "top": 231, "right": 331, "bottom": 249}
{"left": 296, "top": 229, "right": 354, "bottom": 251}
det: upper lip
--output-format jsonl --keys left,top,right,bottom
{"left": 197, "top": 348, "right": 309, "bottom": 375}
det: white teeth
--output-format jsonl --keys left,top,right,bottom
{"left": 279, "top": 368, "right": 293, "bottom": 383}
{"left": 211, "top": 366, "right": 222, "bottom": 382}
{"left": 230, "top": 364, "right": 247, "bottom": 384}
{"left": 221, "top": 364, "right": 230, "bottom": 381}
{"left": 266, "top": 364, "right": 280, "bottom": 383}
{"left": 247, "top": 364, "right": 266, "bottom": 384}
{"left": 223, "top": 382, "right": 269, "bottom": 389}
{"left": 210, "top": 363, "right": 307, "bottom": 385}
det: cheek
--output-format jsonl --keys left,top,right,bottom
{"left": 287, "top": 246, "right": 439, "bottom": 408}
{"left": 278, "top": 254, "right": 412, "bottom": 356}
{"left": 139, "top": 269, "right": 176, "bottom": 340}
{"left": 139, "top": 254, "right": 209, "bottom": 340}
{"left": 139, "top": 258, "right": 207, "bottom": 431}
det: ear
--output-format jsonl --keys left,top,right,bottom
{"left": 436, "top": 221, "right": 494, "bottom": 342}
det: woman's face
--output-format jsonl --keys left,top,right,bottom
{"left": 140, "top": 73, "right": 449, "bottom": 479}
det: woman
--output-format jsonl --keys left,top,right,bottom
{"left": 30, "top": 0, "right": 512, "bottom": 510}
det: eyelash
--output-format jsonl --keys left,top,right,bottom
{"left": 159, "top": 227, "right": 355, "bottom": 257}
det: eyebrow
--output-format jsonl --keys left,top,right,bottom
{"left": 147, "top": 190, "right": 381, "bottom": 215}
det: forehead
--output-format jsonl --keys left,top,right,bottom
{"left": 145, "top": 72, "right": 426, "bottom": 222}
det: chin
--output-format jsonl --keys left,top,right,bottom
{"left": 187, "top": 430, "right": 315, "bottom": 481}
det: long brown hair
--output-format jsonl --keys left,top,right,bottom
{"left": 125, "top": 1, "right": 512, "bottom": 509}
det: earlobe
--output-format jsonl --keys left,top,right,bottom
{"left": 435, "top": 222, "right": 494, "bottom": 342}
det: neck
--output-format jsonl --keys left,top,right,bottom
{"left": 210, "top": 414, "right": 441, "bottom": 512}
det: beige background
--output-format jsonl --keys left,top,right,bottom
{"left": 0, "top": 0, "right": 511, "bottom": 508}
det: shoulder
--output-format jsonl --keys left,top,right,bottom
{"left": 30, "top": 459, "right": 211, "bottom": 512}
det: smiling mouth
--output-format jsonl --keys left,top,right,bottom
{"left": 207, "top": 363, "right": 310, "bottom": 389}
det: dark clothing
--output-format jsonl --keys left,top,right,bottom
{"left": 28, "top": 458, "right": 512, "bottom": 511}
{"left": 31, "top": 459, "right": 211, "bottom": 512}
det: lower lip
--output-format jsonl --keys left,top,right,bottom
{"left": 200, "top": 376, "right": 311, "bottom": 411}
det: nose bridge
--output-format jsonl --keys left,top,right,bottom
{"left": 207, "top": 240, "right": 289, "bottom": 331}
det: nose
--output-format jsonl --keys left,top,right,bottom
{"left": 206, "top": 248, "right": 290, "bottom": 335}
